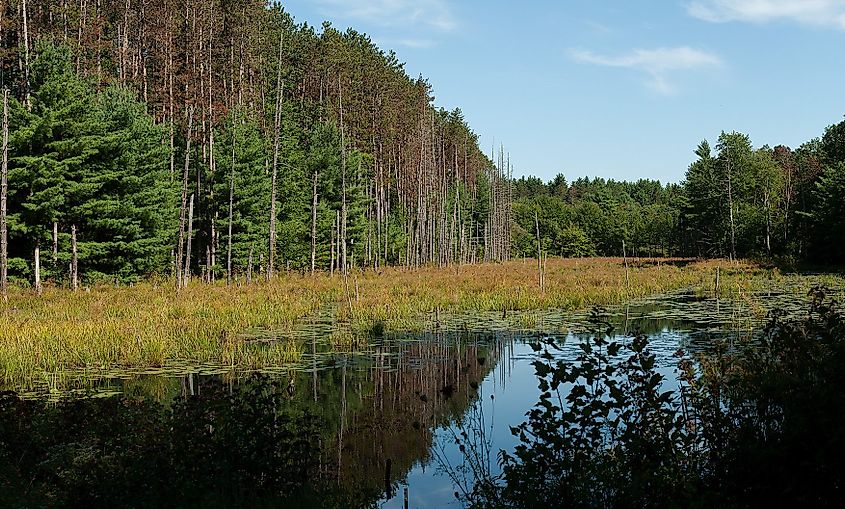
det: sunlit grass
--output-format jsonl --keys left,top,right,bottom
{"left": 0, "top": 258, "right": 765, "bottom": 387}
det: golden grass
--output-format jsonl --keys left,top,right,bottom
{"left": 0, "top": 257, "right": 763, "bottom": 387}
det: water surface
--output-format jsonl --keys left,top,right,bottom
{"left": 1, "top": 288, "right": 828, "bottom": 507}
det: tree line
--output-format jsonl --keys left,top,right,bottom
{"left": 1, "top": 1, "right": 843, "bottom": 291}
{"left": 0, "top": 0, "right": 512, "bottom": 289}
{"left": 513, "top": 119, "right": 845, "bottom": 265}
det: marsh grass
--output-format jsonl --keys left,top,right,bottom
{"left": 1, "top": 258, "right": 763, "bottom": 387}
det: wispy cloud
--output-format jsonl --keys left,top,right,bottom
{"left": 374, "top": 38, "right": 437, "bottom": 49}
{"left": 395, "top": 38, "right": 437, "bottom": 49}
{"left": 687, "top": 0, "right": 845, "bottom": 29}
{"left": 312, "top": 0, "right": 457, "bottom": 31}
{"left": 582, "top": 20, "right": 615, "bottom": 35}
{"left": 570, "top": 46, "right": 723, "bottom": 94}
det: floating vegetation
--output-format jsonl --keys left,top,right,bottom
{"left": 1, "top": 259, "right": 840, "bottom": 393}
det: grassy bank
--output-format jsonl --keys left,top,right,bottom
{"left": 1, "top": 258, "right": 764, "bottom": 387}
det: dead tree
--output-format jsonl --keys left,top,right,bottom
{"left": 34, "top": 245, "right": 41, "bottom": 295}
{"left": 267, "top": 31, "right": 284, "bottom": 281}
{"left": 339, "top": 81, "right": 348, "bottom": 276}
{"left": 183, "top": 193, "right": 195, "bottom": 288}
{"left": 1, "top": 89, "right": 8, "bottom": 298}
{"left": 52, "top": 221, "right": 58, "bottom": 268}
{"left": 22, "top": 0, "right": 31, "bottom": 108}
{"left": 310, "top": 169, "right": 318, "bottom": 275}
{"left": 535, "top": 210, "right": 544, "bottom": 292}
{"left": 175, "top": 107, "right": 194, "bottom": 289}
{"left": 226, "top": 117, "right": 236, "bottom": 285}
{"left": 71, "top": 225, "right": 78, "bottom": 291}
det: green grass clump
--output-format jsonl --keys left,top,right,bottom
{"left": 0, "top": 258, "right": 765, "bottom": 388}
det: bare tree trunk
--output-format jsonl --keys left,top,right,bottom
{"left": 1, "top": 89, "right": 8, "bottom": 298}
{"left": 204, "top": 246, "right": 210, "bottom": 283}
{"left": 534, "top": 210, "right": 543, "bottom": 292}
{"left": 226, "top": 119, "right": 236, "bottom": 286}
{"left": 339, "top": 82, "right": 348, "bottom": 276}
{"left": 764, "top": 190, "right": 772, "bottom": 255}
{"left": 310, "top": 170, "right": 318, "bottom": 275}
{"left": 71, "top": 225, "right": 78, "bottom": 291}
{"left": 247, "top": 243, "right": 253, "bottom": 284}
{"left": 167, "top": 5, "right": 175, "bottom": 181}
{"left": 76, "top": 0, "right": 86, "bottom": 73}
{"left": 330, "top": 211, "right": 337, "bottom": 277}
{"left": 176, "top": 107, "right": 193, "bottom": 288}
{"left": 267, "top": 31, "right": 284, "bottom": 282}
{"left": 22, "top": 0, "right": 31, "bottom": 108}
{"left": 208, "top": 130, "right": 216, "bottom": 282}
{"left": 53, "top": 221, "right": 58, "bottom": 266}
{"left": 726, "top": 154, "right": 737, "bottom": 260}
{"left": 34, "top": 245, "right": 41, "bottom": 296}
{"left": 183, "top": 193, "right": 195, "bottom": 288}
{"left": 623, "top": 239, "right": 630, "bottom": 291}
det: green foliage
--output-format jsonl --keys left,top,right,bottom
{"left": 556, "top": 224, "right": 596, "bottom": 258}
{"left": 683, "top": 133, "right": 802, "bottom": 259}
{"left": 8, "top": 42, "right": 173, "bottom": 282}
{"left": 212, "top": 109, "right": 270, "bottom": 276}
{"left": 810, "top": 162, "right": 845, "bottom": 263}
{"left": 512, "top": 177, "right": 677, "bottom": 258}
{"left": 684, "top": 139, "right": 726, "bottom": 256}
{"left": 821, "top": 117, "right": 845, "bottom": 165}
{"left": 276, "top": 104, "right": 310, "bottom": 269}
{"left": 462, "top": 291, "right": 845, "bottom": 508}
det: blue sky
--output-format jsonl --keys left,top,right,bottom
{"left": 282, "top": 0, "right": 845, "bottom": 183}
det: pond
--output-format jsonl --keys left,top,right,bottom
{"left": 0, "top": 287, "right": 828, "bottom": 508}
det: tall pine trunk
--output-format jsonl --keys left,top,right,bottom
{"left": 22, "top": 0, "right": 31, "bottom": 108}
{"left": 1, "top": 89, "right": 8, "bottom": 298}
{"left": 52, "top": 221, "right": 58, "bottom": 267}
{"left": 34, "top": 245, "right": 41, "bottom": 296}
{"left": 71, "top": 225, "right": 78, "bottom": 291}
{"left": 227, "top": 118, "right": 236, "bottom": 286}
{"left": 311, "top": 170, "right": 318, "bottom": 275}
{"left": 726, "top": 154, "right": 736, "bottom": 260}
{"left": 267, "top": 31, "right": 284, "bottom": 282}
{"left": 176, "top": 107, "right": 194, "bottom": 289}
{"left": 184, "top": 193, "right": 195, "bottom": 288}
{"left": 339, "top": 81, "right": 348, "bottom": 276}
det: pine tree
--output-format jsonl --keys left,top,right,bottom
{"left": 9, "top": 42, "right": 173, "bottom": 283}
{"left": 11, "top": 42, "right": 94, "bottom": 282}
{"left": 810, "top": 162, "right": 845, "bottom": 264}
{"left": 81, "top": 87, "right": 173, "bottom": 279}
{"left": 212, "top": 109, "right": 269, "bottom": 277}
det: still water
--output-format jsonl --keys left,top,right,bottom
{"left": 0, "top": 290, "right": 808, "bottom": 508}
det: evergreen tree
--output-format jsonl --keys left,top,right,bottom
{"left": 212, "top": 109, "right": 269, "bottom": 277}
{"left": 9, "top": 42, "right": 172, "bottom": 283}
{"left": 275, "top": 103, "right": 308, "bottom": 269}
{"left": 80, "top": 87, "right": 173, "bottom": 279}
{"left": 10, "top": 42, "right": 92, "bottom": 281}
{"left": 306, "top": 122, "right": 342, "bottom": 270}
{"left": 810, "top": 162, "right": 845, "bottom": 263}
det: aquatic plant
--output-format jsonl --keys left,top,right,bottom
{"left": 0, "top": 258, "right": 778, "bottom": 388}
{"left": 454, "top": 288, "right": 845, "bottom": 508}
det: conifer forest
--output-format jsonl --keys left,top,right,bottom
{"left": 0, "top": 0, "right": 512, "bottom": 288}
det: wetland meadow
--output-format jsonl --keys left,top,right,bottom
{"left": 3, "top": 258, "right": 844, "bottom": 508}
{"left": 2, "top": 258, "right": 758, "bottom": 390}
{"left": 4, "top": 2, "right": 845, "bottom": 506}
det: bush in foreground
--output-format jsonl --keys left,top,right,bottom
{"left": 460, "top": 287, "right": 845, "bottom": 508}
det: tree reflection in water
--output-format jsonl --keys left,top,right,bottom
{"left": 0, "top": 332, "right": 504, "bottom": 508}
